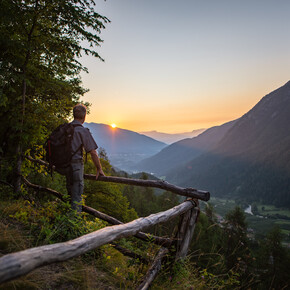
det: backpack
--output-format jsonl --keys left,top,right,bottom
{"left": 45, "top": 123, "right": 82, "bottom": 171}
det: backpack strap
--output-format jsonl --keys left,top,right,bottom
{"left": 71, "top": 123, "right": 85, "bottom": 160}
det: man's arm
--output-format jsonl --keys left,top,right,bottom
{"left": 90, "top": 149, "right": 105, "bottom": 179}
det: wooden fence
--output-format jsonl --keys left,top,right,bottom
{"left": 0, "top": 156, "right": 210, "bottom": 289}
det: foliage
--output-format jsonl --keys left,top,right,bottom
{"left": 1, "top": 179, "right": 290, "bottom": 289}
{"left": 7, "top": 197, "right": 106, "bottom": 245}
{"left": 84, "top": 155, "right": 138, "bottom": 223}
{"left": 190, "top": 209, "right": 225, "bottom": 273}
{"left": 153, "top": 258, "right": 240, "bottom": 289}
{"left": 0, "top": 0, "right": 109, "bottom": 186}
{"left": 253, "top": 226, "right": 290, "bottom": 289}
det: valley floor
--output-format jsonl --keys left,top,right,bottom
{"left": 203, "top": 197, "right": 290, "bottom": 246}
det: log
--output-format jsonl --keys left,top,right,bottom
{"left": 137, "top": 247, "right": 169, "bottom": 290}
{"left": 25, "top": 155, "right": 210, "bottom": 201}
{"left": 0, "top": 200, "right": 195, "bottom": 284}
{"left": 84, "top": 205, "right": 173, "bottom": 247}
{"left": 22, "top": 177, "right": 173, "bottom": 247}
{"left": 175, "top": 207, "right": 199, "bottom": 260}
{"left": 87, "top": 175, "right": 209, "bottom": 201}
{"left": 111, "top": 243, "right": 149, "bottom": 264}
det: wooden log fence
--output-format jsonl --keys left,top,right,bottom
{"left": 22, "top": 177, "right": 173, "bottom": 247}
{"left": 0, "top": 155, "right": 211, "bottom": 288}
{"left": 25, "top": 155, "right": 210, "bottom": 201}
{"left": 0, "top": 200, "right": 195, "bottom": 284}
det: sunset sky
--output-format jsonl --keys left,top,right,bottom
{"left": 80, "top": 0, "right": 290, "bottom": 133}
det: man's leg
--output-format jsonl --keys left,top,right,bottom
{"left": 56, "top": 166, "right": 73, "bottom": 198}
{"left": 70, "top": 161, "right": 84, "bottom": 212}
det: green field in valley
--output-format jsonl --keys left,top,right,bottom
{"left": 201, "top": 197, "right": 290, "bottom": 244}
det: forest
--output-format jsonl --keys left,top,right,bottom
{"left": 0, "top": 1, "right": 290, "bottom": 289}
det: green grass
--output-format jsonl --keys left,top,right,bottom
{"left": 257, "top": 204, "right": 290, "bottom": 218}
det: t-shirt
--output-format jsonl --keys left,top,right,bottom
{"left": 70, "top": 120, "right": 98, "bottom": 160}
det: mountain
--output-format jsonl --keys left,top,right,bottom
{"left": 166, "top": 81, "right": 290, "bottom": 208}
{"left": 135, "top": 120, "right": 237, "bottom": 175}
{"left": 140, "top": 129, "right": 206, "bottom": 144}
{"left": 84, "top": 123, "right": 167, "bottom": 170}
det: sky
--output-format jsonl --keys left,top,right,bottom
{"left": 80, "top": 0, "right": 290, "bottom": 133}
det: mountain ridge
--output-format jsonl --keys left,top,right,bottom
{"left": 134, "top": 120, "right": 237, "bottom": 175}
{"left": 84, "top": 123, "right": 167, "bottom": 170}
{"left": 140, "top": 129, "right": 206, "bottom": 144}
{"left": 166, "top": 81, "right": 290, "bottom": 208}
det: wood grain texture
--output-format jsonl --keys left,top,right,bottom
{"left": 175, "top": 208, "right": 199, "bottom": 260}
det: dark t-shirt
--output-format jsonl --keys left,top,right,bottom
{"left": 71, "top": 120, "right": 98, "bottom": 160}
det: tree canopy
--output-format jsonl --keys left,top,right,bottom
{"left": 0, "top": 0, "right": 109, "bottom": 185}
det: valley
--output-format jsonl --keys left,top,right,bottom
{"left": 203, "top": 197, "right": 290, "bottom": 245}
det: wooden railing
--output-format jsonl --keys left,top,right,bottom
{"left": 0, "top": 156, "right": 210, "bottom": 289}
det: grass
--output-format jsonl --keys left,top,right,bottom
{"left": 0, "top": 215, "right": 137, "bottom": 289}
{"left": 257, "top": 204, "right": 290, "bottom": 218}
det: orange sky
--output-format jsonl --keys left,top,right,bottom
{"left": 82, "top": 0, "right": 290, "bottom": 133}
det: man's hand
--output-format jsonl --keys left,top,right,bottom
{"left": 90, "top": 149, "right": 106, "bottom": 180}
{"left": 96, "top": 168, "right": 105, "bottom": 180}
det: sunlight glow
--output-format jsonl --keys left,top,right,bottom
{"left": 111, "top": 123, "right": 116, "bottom": 128}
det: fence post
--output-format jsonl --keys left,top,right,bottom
{"left": 175, "top": 200, "right": 199, "bottom": 260}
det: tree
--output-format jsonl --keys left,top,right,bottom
{"left": 223, "top": 206, "right": 249, "bottom": 272}
{"left": 190, "top": 207, "right": 224, "bottom": 273}
{"left": 0, "top": 0, "right": 109, "bottom": 192}
{"left": 256, "top": 227, "right": 290, "bottom": 289}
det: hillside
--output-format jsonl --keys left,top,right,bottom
{"left": 135, "top": 120, "right": 237, "bottom": 176}
{"left": 166, "top": 81, "right": 290, "bottom": 208}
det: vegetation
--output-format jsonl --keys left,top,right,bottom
{"left": 205, "top": 197, "right": 290, "bottom": 244}
{"left": 2, "top": 169, "right": 290, "bottom": 289}
{"left": 0, "top": 0, "right": 109, "bottom": 192}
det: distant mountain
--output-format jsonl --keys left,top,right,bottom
{"left": 140, "top": 129, "right": 206, "bottom": 144}
{"left": 84, "top": 123, "right": 167, "bottom": 170}
{"left": 166, "top": 81, "right": 290, "bottom": 208}
{"left": 135, "top": 120, "right": 236, "bottom": 175}
{"left": 136, "top": 121, "right": 236, "bottom": 176}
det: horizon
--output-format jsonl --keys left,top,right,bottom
{"left": 85, "top": 121, "right": 207, "bottom": 135}
{"left": 81, "top": 0, "right": 290, "bottom": 133}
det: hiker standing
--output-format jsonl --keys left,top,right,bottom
{"left": 55, "top": 104, "right": 105, "bottom": 212}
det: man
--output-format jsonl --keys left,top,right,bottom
{"left": 63, "top": 104, "right": 105, "bottom": 212}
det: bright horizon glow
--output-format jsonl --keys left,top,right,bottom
{"left": 81, "top": 0, "right": 290, "bottom": 133}
{"left": 111, "top": 123, "right": 116, "bottom": 128}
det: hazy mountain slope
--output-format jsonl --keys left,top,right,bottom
{"left": 85, "top": 123, "right": 166, "bottom": 155}
{"left": 140, "top": 129, "right": 206, "bottom": 144}
{"left": 167, "top": 81, "right": 290, "bottom": 208}
{"left": 134, "top": 120, "right": 237, "bottom": 175}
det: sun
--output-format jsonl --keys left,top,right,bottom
{"left": 111, "top": 123, "right": 116, "bottom": 128}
